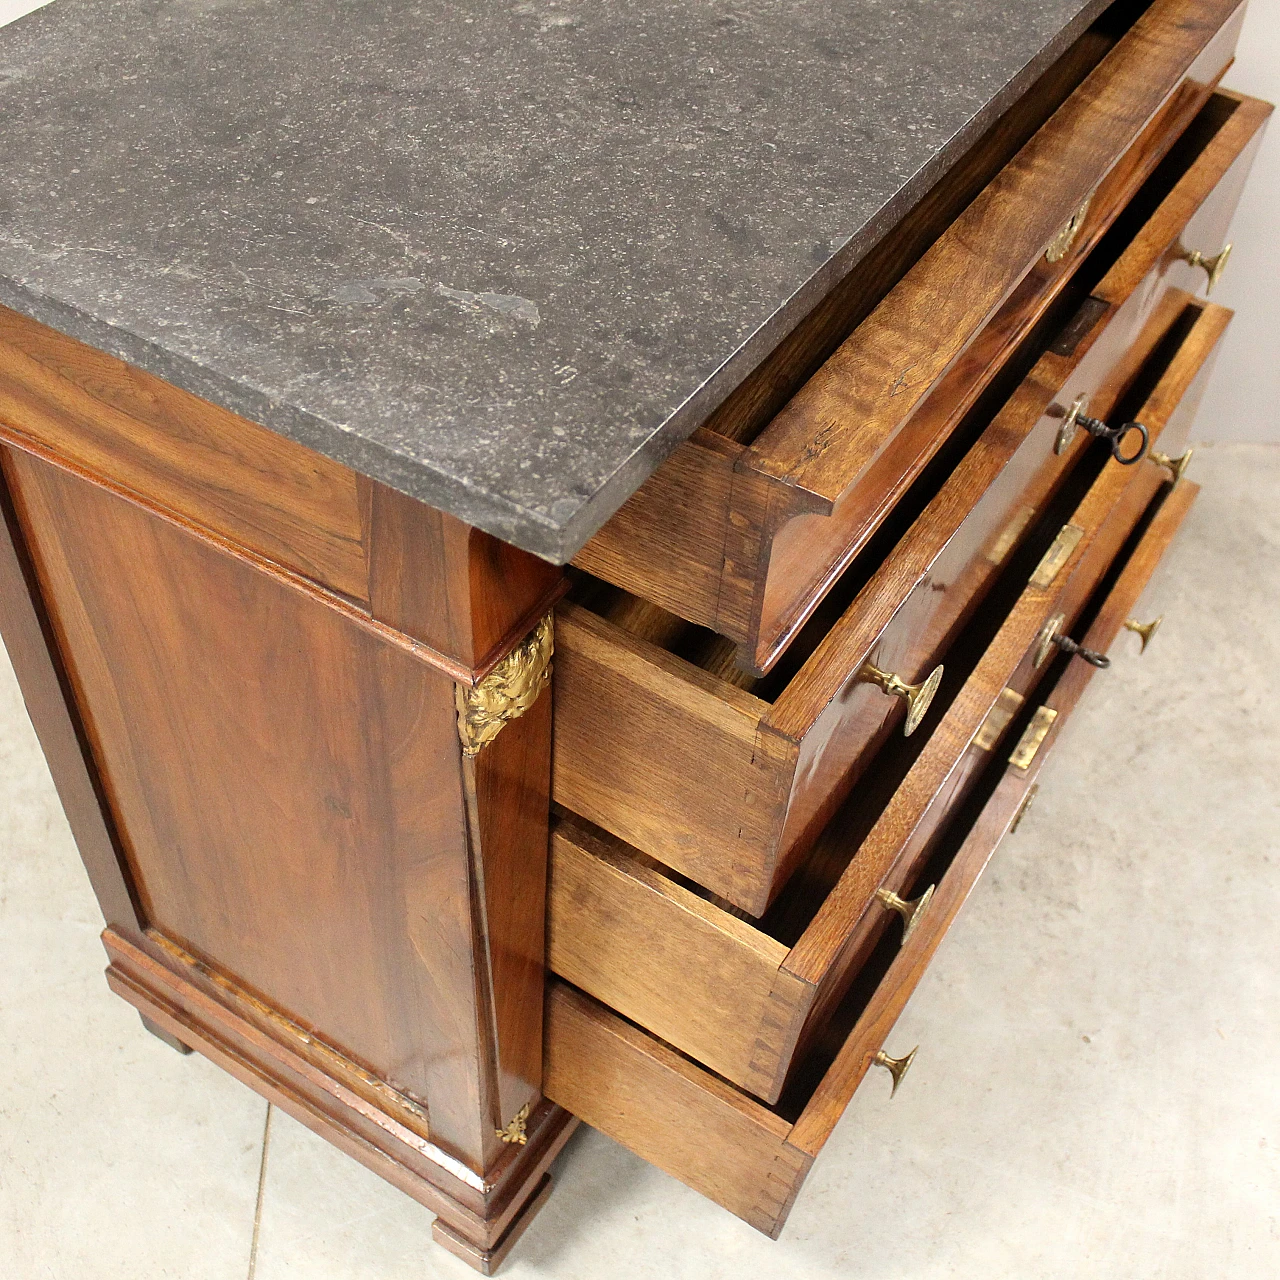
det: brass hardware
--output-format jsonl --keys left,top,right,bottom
{"left": 1055, "top": 393, "right": 1089, "bottom": 455}
{"left": 873, "top": 1047, "right": 918, "bottom": 1097}
{"left": 1009, "top": 783, "right": 1040, "bottom": 834}
{"left": 456, "top": 615, "right": 553, "bottom": 757}
{"left": 975, "top": 686, "right": 1026, "bottom": 751}
{"left": 1030, "top": 524, "right": 1084, "bottom": 588}
{"left": 496, "top": 1102, "right": 530, "bottom": 1146}
{"left": 1179, "top": 242, "right": 1232, "bottom": 293}
{"left": 1052, "top": 393, "right": 1148, "bottom": 464}
{"left": 1124, "top": 615, "right": 1163, "bottom": 654}
{"left": 986, "top": 504, "right": 1037, "bottom": 566}
{"left": 1045, "top": 194, "right": 1093, "bottom": 264}
{"left": 876, "top": 884, "right": 935, "bottom": 943}
{"left": 1009, "top": 706, "right": 1059, "bottom": 770}
{"left": 1150, "top": 447, "right": 1193, "bottom": 485}
{"left": 1034, "top": 614, "right": 1066, "bottom": 669}
{"left": 858, "top": 662, "right": 944, "bottom": 737}
{"left": 1035, "top": 614, "right": 1110, "bottom": 669}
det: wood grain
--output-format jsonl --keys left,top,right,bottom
{"left": 364, "top": 479, "right": 562, "bottom": 676}
{"left": 554, "top": 189, "right": 1248, "bottom": 916}
{"left": 0, "top": 303, "right": 366, "bottom": 599}
{"left": 0, "top": 447, "right": 140, "bottom": 929}
{"left": 746, "top": 0, "right": 1242, "bottom": 501}
{"left": 548, "top": 298, "right": 1231, "bottom": 1110}
{"left": 544, "top": 469, "right": 1205, "bottom": 1240}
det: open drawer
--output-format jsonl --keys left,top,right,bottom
{"left": 554, "top": 282, "right": 1234, "bottom": 916}
{"left": 548, "top": 321, "right": 1211, "bottom": 1106}
{"left": 545, "top": 473, "right": 1202, "bottom": 1238}
{"left": 572, "top": 0, "right": 1253, "bottom": 675}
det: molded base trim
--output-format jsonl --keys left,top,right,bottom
{"left": 103, "top": 927, "right": 578, "bottom": 1272}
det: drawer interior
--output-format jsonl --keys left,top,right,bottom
{"left": 555, "top": 181, "right": 1237, "bottom": 915}
{"left": 551, "top": 295, "right": 1229, "bottom": 1106}
{"left": 547, "top": 467, "right": 1202, "bottom": 1241}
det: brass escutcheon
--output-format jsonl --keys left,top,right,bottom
{"left": 1034, "top": 613, "right": 1066, "bottom": 669}
{"left": 876, "top": 884, "right": 936, "bottom": 944}
{"left": 1045, "top": 194, "right": 1093, "bottom": 264}
{"left": 1123, "top": 616, "right": 1163, "bottom": 654}
{"left": 873, "top": 1046, "right": 918, "bottom": 1098}
{"left": 1179, "top": 242, "right": 1232, "bottom": 293}
{"left": 859, "top": 662, "right": 944, "bottom": 737}
{"left": 1009, "top": 783, "right": 1040, "bottom": 834}
{"left": 1150, "top": 448, "right": 1193, "bottom": 486}
{"left": 1055, "top": 393, "right": 1089, "bottom": 455}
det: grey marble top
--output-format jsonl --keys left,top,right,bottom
{"left": 0, "top": 0, "right": 1108, "bottom": 560}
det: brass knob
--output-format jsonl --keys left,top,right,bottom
{"left": 1180, "top": 242, "right": 1232, "bottom": 293}
{"left": 859, "top": 662, "right": 944, "bottom": 737}
{"left": 876, "top": 884, "right": 935, "bottom": 944}
{"left": 873, "top": 1046, "right": 918, "bottom": 1098}
{"left": 1123, "top": 616, "right": 1163, "bottom": 654}
{"left": 1150, "top": 447, "right": 1193, "bottom": 485}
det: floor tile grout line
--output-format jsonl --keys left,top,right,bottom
{"left": 246, "top": 1103, "right": 274, "bottom": 1280}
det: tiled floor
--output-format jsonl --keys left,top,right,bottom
{"left": 3, "top": 443, "right": 1278, "bottom": 1280}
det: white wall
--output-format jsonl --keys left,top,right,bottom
{"left": 1194, "top": 0, "right": 1280, "bottom": 443}
{"left": 0, "top": 0, "right": 52, "bottom": 29}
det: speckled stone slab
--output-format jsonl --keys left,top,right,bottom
{"left": 0, "top": 0, "right": 1108, "bottom": 560}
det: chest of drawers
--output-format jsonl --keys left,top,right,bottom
{"left": 0, "top": 0, "right": 1269, "bottom": 1272}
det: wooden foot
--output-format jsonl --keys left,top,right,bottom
{"left": 431, "top": 1174, "right": 554, "bottom": 1276}
{"left": 140, "top": 1013, "right": 192, "bottom": 1054}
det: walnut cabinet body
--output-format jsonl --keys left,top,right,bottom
{"left": 0, "top": 0, "right": 1268, "bottom": 1271}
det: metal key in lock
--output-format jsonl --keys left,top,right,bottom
{"left": 1034, "top": 612, "right": 1110, "bottom": 669}
{"left": 1054, "top": 393, "right": 1150, "bottom": 465}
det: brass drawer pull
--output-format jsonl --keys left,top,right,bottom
{"left": 858, "top": 663, "right": 944, "bottom": 737}
{"left": 1180, "top": 242, "right": 1232, "bottom": 293}
{"left": 1034, "top": 613, "right": 1109, "bottom": 669}
{"left": 1123, "top": 616, "right": 1163, "bottom": 653}
{"left": 876, "top": 884, "right": 935, "bottom": 943}
{"left": 1150, "top": 447, "right": 1193, "bottom": 485}
{"left": 873, "top": 1047, "right": 918, "bottom": 1097}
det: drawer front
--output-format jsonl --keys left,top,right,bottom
{"left": 554, "top": 198, "right": 1239, "bottom": 917}
{"left": 550, "top": 300, "right": 1229, "bottom": 1102}
{"left": 545, "top": 473, "right": 1202, "bottom": 1239}
{"left": 574, "top": 3, "right": 1251, "bottom": 675}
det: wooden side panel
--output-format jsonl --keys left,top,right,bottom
{"left": 0, "top": 304, "right": 367, "bottom": 599}
{"left": 0, "top": 449, "right": 140, "bottom": 929}
{"left": 552, "top": 601, "right": 793, "bottom": 916}
{"left": 3, "top": 449, "right": 494, "bottom": 1166}
{"left": 546, "top": 817, "right": 794, "bottom": 1092}
{"left": 544, "top": 982, "right": 808, "bottom": 1237}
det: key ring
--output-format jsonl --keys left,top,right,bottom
{"left": 1074, "top": 412, "right": 1150, "bottom": 466}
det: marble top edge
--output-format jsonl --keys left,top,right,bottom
{"left": 0, "top": 0, "right": 1112, "bottom": 560}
